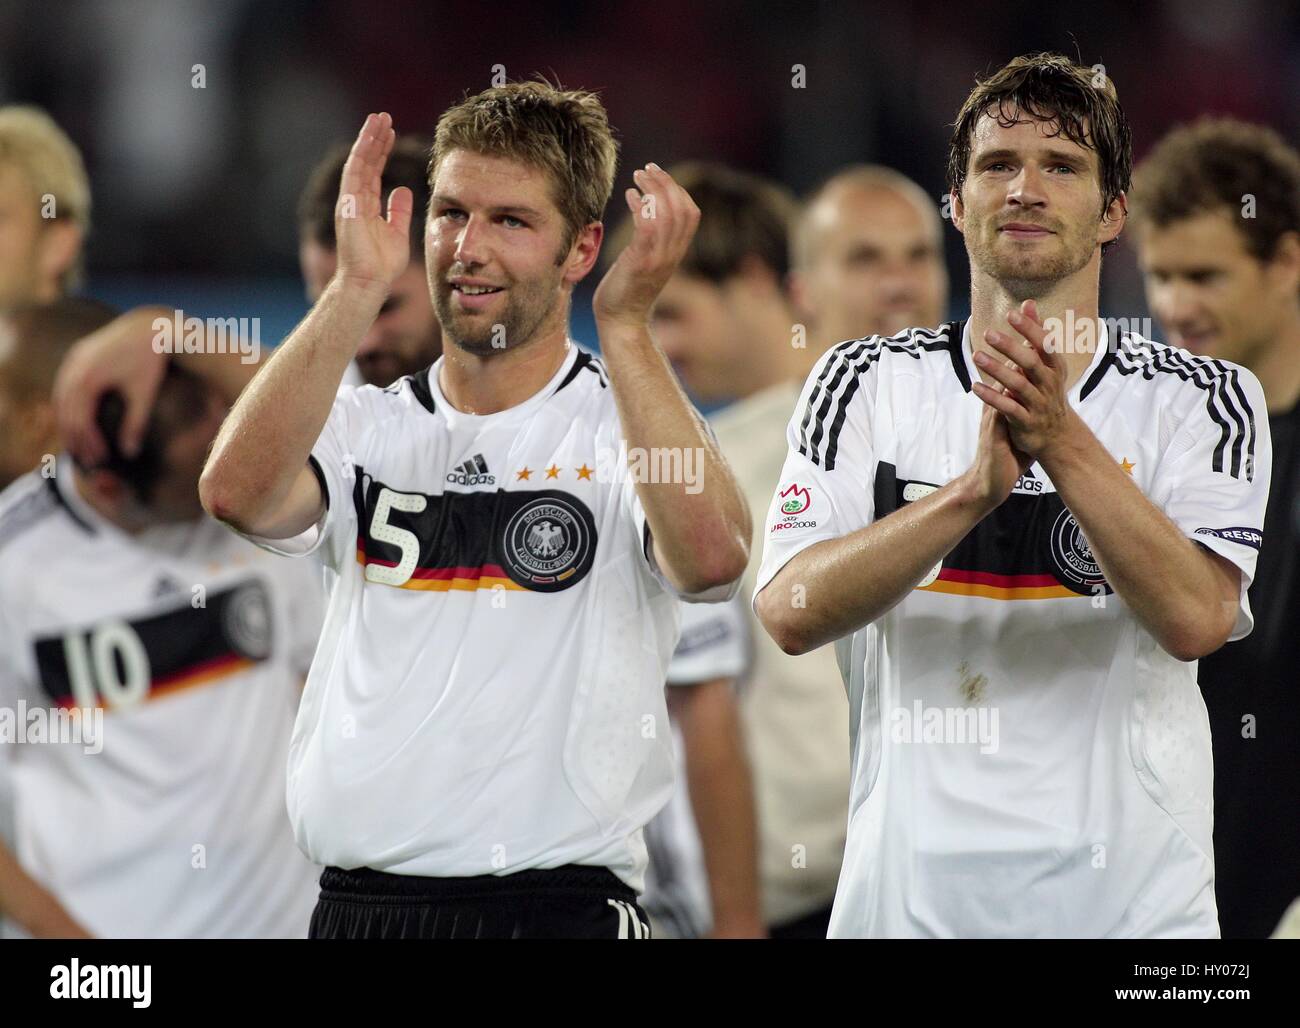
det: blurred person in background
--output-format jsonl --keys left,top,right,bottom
{"left": 0, "top": 306, "right": 322, "bottom": 937}
{"left": 623, "top": 162, "right": 855, "bottom": 936}
{"left": 0, "top": 298, "right": 117, "bottom": 490}
{"left": 1132, "top": 117, "right": 1300, "bottom": 939}
{"left": 0, "top": 107, "right": 93, "bottom": 491}
{"left": 791, "top": 165, "right": 949, "bottom": 349}
{"left": 0, "top": 106, "right": 89, "bottom": 313}
{"left": 642, "top": 598, "right": 762, "bottom": 938}
{"left": 297, "top": 135, "right": 441, "bottom": 388}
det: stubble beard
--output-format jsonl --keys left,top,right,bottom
{"left": 434, "top": 274, "right": 562, "bottom": 357}
{"left": 968, "top": 221, "right": 1094, "bottom": 302}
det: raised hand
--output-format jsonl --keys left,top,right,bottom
{"left": 334, "top": 112, "right": 414, "bottom": 298}
{"left": 592, "top": 163, "right": 700, "bottom": 331}
{"left": 52, "top": 306, "right": 172, "bottom": 467}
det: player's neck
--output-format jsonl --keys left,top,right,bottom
{"left": 438, "top": 327, "right": 572, "bottom": 416}
{"left": 1247, "top": 306, "right": 1300, "bottom": 415}
{"left": 968, "top": 263, "right": 1102, "bottom": 394}
{"left": 71, "top": 468, "right": 150, "bottom": 536}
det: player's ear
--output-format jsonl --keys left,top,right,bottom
{"left": 1099, "top": 192, "right": 1127, "bottom": 246}
{"left": 38, "top": 221, "right": 82, "bottom": 289}
{"left": 787, "top": 268, "right": 814, "bottom": 326}
{"left": 949, "top": 189, "right": 966, "bottom": 234}
{"left": 1265, "top": 230, "right": 1300, "bottom": 298}
{"left": 563, "top": 221, "right": 603, "bottom": 285}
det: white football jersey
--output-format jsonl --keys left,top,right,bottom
{"left": 0, "top": 463, "right": 322, "bottom": 938}
{"left": 244, "top": 343, "right": 728, "bottom": 892}
{"left": 755, "top": 320, "right": 1272, "bottom": 938}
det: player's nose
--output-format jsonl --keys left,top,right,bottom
{"left": 1157, "top": 281, "right": 1202, "bottom": 330}
{"left": 454, "top": 215, "right": 489, "bottom": 267}
{"left": 1006, "top": 166, "right": 1048, "bottom": 207}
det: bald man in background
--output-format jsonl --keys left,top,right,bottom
{"left": 791, "top": 165, "right": 948, "bottom": 353}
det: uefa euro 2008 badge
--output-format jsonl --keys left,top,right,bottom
{"left": 500, "top": 494, "right": 597, "bottom": 592}
{"left": 770, "top": 483, "right": 817, "bottom": 533}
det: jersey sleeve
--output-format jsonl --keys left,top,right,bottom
{"left": 1149, "top": 364, "right": 1272, "bottom": 641}
{"left": 753, "top": 347, "right": 878, "bottom": 604}
{"left": 665, "top": 596, "right": 750, "bottom": 686}
{"left": 237, "top": 385, "right": 370, "bottom": 571}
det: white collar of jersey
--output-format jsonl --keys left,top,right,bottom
{"left": 961, "top": 316, "right": 1109, "bottom": 403}
{"left": 52, "top": 451, "right": 104, "bottom": 535}
{"left": 427, "top": 340, "right": 580, "bottom": 424}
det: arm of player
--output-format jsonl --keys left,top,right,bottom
{"left": 668, "top": 677, "right": 765, "bottom": 939}
{"left": 53, "top": 305, "right": 263, "bottom": 466}
{"left": 199, "top": 112, "right": 412, "bottom": 539}
{"left": 973, "top": 301, "right": 1264, "bottom": 661}
{"left": 756, "top": 402, "right": 1024, "bottom": 655}
{"left": 0, "top": 839, "right": 92, "bottom": 938}
{"left": 593, "top": 164, "right": 750, "bottom": 595}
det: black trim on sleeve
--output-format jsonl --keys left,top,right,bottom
{"left": 307, "top": 455, "right": 330, "bottom": 512}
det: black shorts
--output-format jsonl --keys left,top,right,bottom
{"left": 309, "top": 864, "right": 652, "bottom": 940}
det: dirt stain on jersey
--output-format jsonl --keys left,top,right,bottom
{"left": 957, "top": 660, "right": 988, "bottom": 705}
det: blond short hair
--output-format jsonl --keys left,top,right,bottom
{"left": 431, "top": 80, "right": 618, "bottom": 251}
{"left": 0, "top": 106, "right": 91, "bottom": 289}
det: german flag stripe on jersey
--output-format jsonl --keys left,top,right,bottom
{"left": 873, "top": 461, "right": 1112, "bottom": 600}
{"left": 34, "top": 580, "right": 273, "bottom": 711}
{"left": 351, "top": 469, "right": 598, "bottom": 594}
{"left": 353, "top": 546, "right": 527, "bottom": 592}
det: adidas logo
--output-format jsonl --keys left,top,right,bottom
{"left": 446, "top": 453, "right": 496, "bottom": 487}
{"left": 1013, "top": 464, "right": 1044, "bottom": 494}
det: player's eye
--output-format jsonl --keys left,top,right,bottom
{"left": 501, "top": 215, "right": 527, "bottom": 229}
{"left": 1050, "top": 164, "right": 1077, "bottom": 174}
{"left": 986, "top": 161, "right": 1011, "bottom": 173}
{"left": 441, "top": 208, "right": 467, "bottom": 223}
